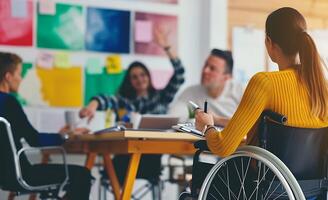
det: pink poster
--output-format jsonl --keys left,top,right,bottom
{"left": 150, "top": 69, "right": 173, "bottom": 89}
{"left": 134, "top": 12, "right": 178, "bottom": 56}
{"left": 0, "top": 0, "right": 33, "bottom": 46}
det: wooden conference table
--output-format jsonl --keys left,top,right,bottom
{"left": 63, "top": 130, "right": 201, "bottom": 200}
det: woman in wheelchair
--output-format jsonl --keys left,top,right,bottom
{"left": 0, "top": 52, "right": 92, "bottom": 200}
{"left": 193, "top": 7, "right": 328, "bottom": 200}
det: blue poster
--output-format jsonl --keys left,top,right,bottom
{"left": 86, "top": 7, "right": 130, "bottom": 53}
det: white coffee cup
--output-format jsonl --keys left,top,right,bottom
{"left": 65, "top": 110, "right": 79, "bottom": 130}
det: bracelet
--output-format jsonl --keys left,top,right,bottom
{"left": 202, "top": 125, "right": 217, "bottom": 135}
{"left": 164, "top": 46, "right": 171, "bottom": 51}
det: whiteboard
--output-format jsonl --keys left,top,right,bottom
{"left": 232, "top": 27, "right": 266, "bottom": 84}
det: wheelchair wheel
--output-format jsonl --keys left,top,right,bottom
{"left": 198, "top": 146, "right": 305, "bottom": 200}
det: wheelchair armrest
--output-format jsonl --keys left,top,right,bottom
{"left": 194, "top": 140, "right": 209, "bottom": 151}
{"left": 16, "top": 146, "right": 69, "bottom": 192}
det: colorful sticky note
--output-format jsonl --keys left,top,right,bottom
{"left": 39, "top": 0, "right": 56, "bottom": 15}
{"left": 106, "top": 55, "right": 122, "bottom": 74}
{"left": 86, "top": 58, "right": 103, "bottom": 74}
{"left": 54, "top": 52, "right": 71, "bottom": 68}
{"left": 135, "top": 20, "right": 153, "bottom": 43}
{"left": 11, "top": 0, "right": 28, "bottom": 18}
{"left": 37, "top": 52, "right": 54, "bottom": 69}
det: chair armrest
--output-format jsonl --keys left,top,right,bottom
{"left": 16, "top": 146, "right": 69, "bottom": 192}
{"left": 194, "top": 140, "right": 209, "bottom": 151}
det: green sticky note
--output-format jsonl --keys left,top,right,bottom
{"left": 37, "top": 3, "right": 84, "bottom": 50}
{"left": 86, "top": 58, "right": 103, "bottom": 74}
{"left": 84, "top": 69, "right": 126, "bottom": 105}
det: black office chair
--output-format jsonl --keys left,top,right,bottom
{"left": 0, "top": 117, "right": 69, "bottom": 200}
{"left": 180, "top": 110, "right": 328, "bottom": 199}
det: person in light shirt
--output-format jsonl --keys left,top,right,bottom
{"left": 169, "top": 49, "right": 244, "bottom": 126}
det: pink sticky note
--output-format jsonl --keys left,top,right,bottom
{"left": 39, "top": 0, "right": 56, "bottom": 15}
{"left": 37, "top": 52, "right": 54, "bottom": 69}
{"left": 135, "top": 20, "right": 153, "bottom": 43}
{"left": 11, "top": 0, "right": 28, "bottom": 18}
{"left": 150, "top": 69, "right": 173, "bottom": 89}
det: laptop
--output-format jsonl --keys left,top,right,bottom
{"left": 135, "top": 115, "right": 179, "bottom": 131}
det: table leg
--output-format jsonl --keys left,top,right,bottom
{"left": 120, "top": 153, "right": 141, "bottom": 200}
{"left": 85, "top": 153, "right": 97, "bottom": 170}
{"left": 102, "top": 154, "right": 121, "bottom": 200}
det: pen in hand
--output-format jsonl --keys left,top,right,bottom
{"left": 204, "top": 100, "right": 208, "bottom": 113}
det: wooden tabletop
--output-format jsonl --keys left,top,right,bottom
{"left": 67, "top": 130, "right": 203, "bottom": 141}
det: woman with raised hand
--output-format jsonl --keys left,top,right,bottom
{"left": 79, "top": 28, "right": 185, "bottom": 185}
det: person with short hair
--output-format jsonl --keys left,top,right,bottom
{"left": 0, "top": 52, "right": 92, "bottom": 200}
{"left": 169, "top": 49, "right": 244, "bottom": 126}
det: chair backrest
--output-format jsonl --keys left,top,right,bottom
{"left": 0, "top": 117, "right": 28, "bottom": 190}
{"left": 260, "top": 111, "right": 328, "bottom": 180}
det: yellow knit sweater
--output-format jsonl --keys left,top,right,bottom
{"left": 206, "top": 68, "right": 328, "bottom": 157}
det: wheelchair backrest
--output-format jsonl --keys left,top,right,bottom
{"left": 263, "top": 118, "right": 328, "bottom": 180}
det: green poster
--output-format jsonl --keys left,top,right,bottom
{"left": 84, "top": 69, "right": 126, "bottom": 105}
{"left": 37, "top": 3, "right": 84, "bottom": 50}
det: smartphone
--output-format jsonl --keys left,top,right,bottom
{"left": 189, "top": 101, "right": 200, "bottom": 110}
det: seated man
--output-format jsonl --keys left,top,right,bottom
{"left": 169, "top": 49, "right": 244, "bottom": 126}
{"left": 0, "top": 52, "right": 92, "bottom": 200}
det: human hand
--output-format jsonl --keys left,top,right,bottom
{"left": 154, "top": 27, "right": 170, "bottom": 48}
{"left": 195, "top": 109, "right": 214, "bottom": 132}
{"left": 73, "top": 127, "right": 91, "bottom": 135}
{"left": 208, "top": 111, "right": 229, "bottom": 127}
{"left": 58, "top": 125, "right": 90, "bottom": 135}
{"left": 79, "top": 100, "right": 98, "bottom": 123}
{"left": 58, "top": 125, "right": 70, "bottom": 134}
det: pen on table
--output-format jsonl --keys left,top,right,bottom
{"left": 204, "top": 100, "right": 208, "bottom": 113}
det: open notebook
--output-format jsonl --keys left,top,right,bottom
{"left": 172, "top": 122, "right": 223, "bottom": 138}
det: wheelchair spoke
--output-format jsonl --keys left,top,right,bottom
{"left": 263, "top": 175, "right": 277, "bottom": 200}
{"left": 226, "top": 164, "right": 231, "bottom": 200}
{"left": 236, "top": 157, "right": 251, "bottom": 200}
{"left": 248, "top": 162, "right": 266, "bottom": 199}
{"left": 199, "top": 150, "right": 297, "bottom": 200}
{"left": 209, "top": 191, "right": 224, "bottom": 200}
{"left": 233, "top": 159, "right": 246, "bottom": 200}
{"left": 264, "top": 180, "right": 283, "bottom": 200}
{"left": 216, "top": 173, "right": 238, "bottom": 199}
{"left": 272, "top": 191, "right": 287, "bottom": 200}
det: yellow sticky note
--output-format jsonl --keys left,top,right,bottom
{"left": 54, "top": 52, "right": 71, "bottom": 68}
{"left": 106, "top": 55, "right": 122, "bottom": 74}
